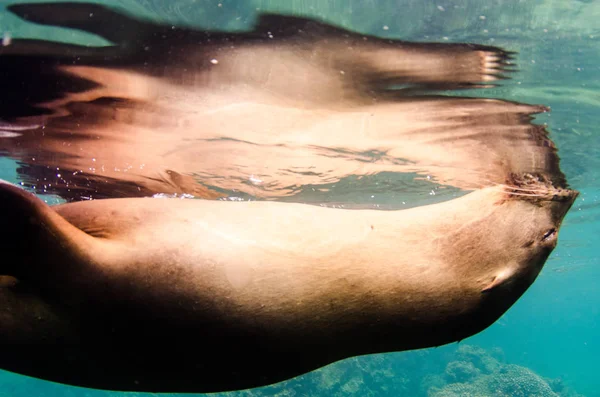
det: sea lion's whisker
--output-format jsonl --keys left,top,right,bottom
{"left": 503, "top": 192, "right": 547, "bottom": 197}
{"left": 504, "top": 186, "right": 552, "bottom": 193}
{"left": 470, "top": 179, "right": 550, "bottom": 194}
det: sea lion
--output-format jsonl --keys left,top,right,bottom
{"left": 0, "top": 178, "right": 577, "bottom": 392}
{"left": 0, "top": 2, "right": 578, "bottom": 393}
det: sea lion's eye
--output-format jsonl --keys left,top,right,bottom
{"left": 542, "top": 228, "right": 556, "bottom": 241}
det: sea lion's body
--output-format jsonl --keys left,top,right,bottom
{"left": 0, "top": 180, "right": 576, "bottom": 392}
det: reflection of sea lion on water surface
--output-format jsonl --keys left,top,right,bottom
{"left": 0, "top": 2, "right": 519, "bottom": 200}
{"left": 0, "top": 2, "right": 578, "bottom": 393}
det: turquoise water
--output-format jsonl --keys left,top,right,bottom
{"left": 1, "top": 0, "right": 599, "bottom": 396}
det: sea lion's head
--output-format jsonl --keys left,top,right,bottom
{"left": 432, "top": 176, "right": 578, "bottom": 341}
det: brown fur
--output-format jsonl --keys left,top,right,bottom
{"left": 0, "top": 179, "right": 577, "bottom": 392}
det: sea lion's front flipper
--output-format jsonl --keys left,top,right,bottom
{"left": 7, "top": 2, "right": 153, "bottom": 45}
{"left": 0, "top": 180, "right": 101, "bottom": 284}
{"left": 253, "top": 13, "right": 514, "bottom": 90}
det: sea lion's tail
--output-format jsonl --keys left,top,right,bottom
{"left": 0, "top": 180, "right": 97, "bottom": 283}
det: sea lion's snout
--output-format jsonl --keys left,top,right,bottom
{"left": 538, "top": 187, "right": 578, "bottom": 249}
{"left": 528, "top": 186, "right": 577, "bottom": 253}
{"left": 481, "top": 185, "right": 577, "bottom": 297}
{"left": 551, "top": 188, "right": 579, "bottom": 224}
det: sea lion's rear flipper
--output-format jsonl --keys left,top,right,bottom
{"left": 1, "top": 3, "right": 146, "bottom": 118}
{"left": 1, "top": 2, "right": 225, "bottom": 199}
{"left": 7, "top": 2, "right": 152, "bottom": 45}
{"left": 0, "top": 46, "right": 220, "bottom": 199}
{"left": 0, "top": 180, "right": 98, "bottom": 283}
{"left": 0, "top": 49, "right": 103, "bottom": 120}
{"left": 0, "top": 2, "right": 163, "bottom": 120}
